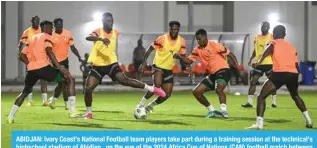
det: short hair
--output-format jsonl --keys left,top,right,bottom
{"left": 261, "top": 21, "right": 270, "bottom": 27}
{"left": 273, "top": 25, "right": 286, "bottom": 38}
{"left": 195, "top": 29, "right": 207, "bottom": 37}
{"left": 32, "top": 15, "right": 39, "bottom": 20}
{"left": 169, "top": 21, "right": 181, "bottom": 28}
{"left": 53, "top": 18, "right": 63, "bottom": 24}
{"left": 103, "top": 12, "right": 113, "bottom": 18}
{"left": 40, "top": 20, "right": 53, "bottom": 28}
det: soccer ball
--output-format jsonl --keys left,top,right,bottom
{"left": 134, "top": 107, "right": 147, "bottom": 119}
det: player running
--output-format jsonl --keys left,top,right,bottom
{"left": 48, "top": 18, "right": 83, "bottom": 110}
{"left": 82, "top": 12, "right": 166, "bottom": 119}
{"left": 136, "top": 21, "right": 187, "bottom": 113}
{"left": 6, "top": 21, "right": 78, "bottom": 123}
{"left": 174, "top": 29, "right": 245, "bottom": 119}
{"left": 247, "top": 25, "right": 313, "bottom": 129}
{"left": 242, "top": 21, "right": 277, "bottom": 108}
{"left": 18, "top": 16, "right": 48, "bottom": 106}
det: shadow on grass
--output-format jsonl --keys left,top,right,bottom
{"left": 93, "top": 118, "right": 191, "bottom": 126}
{"left": 45, "top": 122, "right": 121, "bottom": 129}
{"left": 78, "top": 110, "right": 124, "bottom": 114}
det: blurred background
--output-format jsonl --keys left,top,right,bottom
{"left": 1, "top": 1, "right": 316, "bottom": 89}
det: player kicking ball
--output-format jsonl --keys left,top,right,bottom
{"left": 6, "top": 21, "right": 79, "bottom": 123}
{"left": 174, "top": 29, "right": 245, "bottom": 119}
{"left": 247, "top": 25, "right": 313, "bottom": 129}
{"left": 136, "top": 21, "right": 187, "bottom": 114}
{"left": 82, "top": 12, "right": 166, "bottom": 119}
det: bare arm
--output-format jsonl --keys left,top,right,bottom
{"left": 227, "top": 52, "right": 241, "bottom": 70}
{"left": 142, "top": 45, "right": 155, "bottom": 65}
{"left": 175, "top": 54, "right": 194, "bottom": 65}
{"left": 86, "top": 35, "right": 103, "bottom": 42}
{"left": 257, "top": 44, "right": 273, "bottom": 64}
{"left": 249, "top": 50, "right": 256, "bottom": 63}
{"left": 18, "top": 41, "right": 25, "bottom": 54}
{"left": 45, "top": 47, "right": 62, "bottom": 69}
{"left": 18, "top": 53, "right": 29, "bottom": 65}
{"left": 70, "top": 45, "right": 82, "bottom": 61}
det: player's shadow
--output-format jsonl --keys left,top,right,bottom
{"left": 45, "top": 122, "right": 121, "bottom": 129}
{"left": 177, "top": 114, "right": 205, "bottom": 118}
{"left": 78, "top": 109, "right": 124, "bottom": 114}
{"left": 93, "top": 118, "right": 191, "bottom": 126}
{"left": 227, "top": 116, "right": 291, "bottom": 123}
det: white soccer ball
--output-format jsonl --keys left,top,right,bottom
{"left": 134, "top": 107, "right": 147, "bottom": 119}
{"left": 234, "top": 92, "right": 241, "bottom": 96}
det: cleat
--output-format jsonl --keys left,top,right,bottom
{"left": 271, "top": 104, "right": 277, "bottom": 108}
{"left": 68, "top": 112, "right": 82, "bottom": 118}
{"left": 246, "top": 124, "right": 263, "bottom": 130}
{"left": 241, "top": 103, "right": 253, "bottom": 108}
{"left": 26, "top": 101, "right": 33, "bottom": 106}
{"left": 153, "top": 87, "right": 166, "bottom": 98}
{"left": 6, "top": 118, "right": 15, "bottom": 124}
{"left": 205, "top": 111, "right": 217, "bottom": 118}
{"left": 306, "top": 123, "right": 313, "bottom": 129}
{"left": 42, "top": 101, "right": 49, "bottom": 106}
{"left": 84, "top": 113, "right": 92, "bottom": 119}
{"left": 219, "top": 110, "right": 229, "bottom": 119}
{"left": 145, "top": 105, "right": 154, "bottom": 114}
{"left": 49, "top": 103, "right": 56, "bottom": 109}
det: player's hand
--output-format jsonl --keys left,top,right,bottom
{"left": 102, "top": 38, "right": 110, "bottom": 46}
{"left": 138, "top": 64, "right": 145, "bottom": 73}
{"left": 173, "top": 53, "right": 182, "bottom": 59}
{"left": 253, "top": 63, "right": 260, "bottom": 68}
{"left": 248, "top": 60, "right": 252, "bottom": 66}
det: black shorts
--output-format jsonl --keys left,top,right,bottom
{"left": 25, "top": 65, "right": 59, "bottom": 87}
{"left": 152, "top": 65, "right": 173, "bottom": 84}
{"left": 59, "top": 58, "right": 69, "bottom": 69}
{"left": 200, "top": 68, "right": 231, "bottom": 90}
{"left": 88, "top": 62, "right": 122, "bottom": 82}
{"left": 251, "top": 64, "right": 273, "bottom": 77}
{"left": 269, "top": 72, "right": 299, "bottom": 95}
{"left": 133, "top": 60, "right": 142, "bottom": 71}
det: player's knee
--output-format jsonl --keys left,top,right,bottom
{"left": 22, "top": 86, "right": 33, "bottom": 95}
{"left": 215, "top": 87, "right": 224, "bottom": 95}
{"left": 250, "top": 79, "right": 257, "bottom": 86}
{"left": 85, "top": 85, "right": 94, "bottom": 93}
{"left": 192, "top": 89, "right": 201, "bottom": 98}
{"left": 291, "top": 94, "right": 300, "bottom": 100}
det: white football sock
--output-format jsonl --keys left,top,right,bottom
{"left": 248, "top": 95, "right": 254, "bottom": 104}
{"left": 139, "top": 97, "right": 147, "bottom": 106}
{"left": 27, "top": 93, "right": 33, "bottom": 101}
{"left": 220, "top": 103, "right": 227, "bottom": 111}
{"left": 42, "top": 93, "right": 47, "bottom": 103}
{"left": 144, "top": 84, "right": 154, "bottom": 92}
{"left": 207, "top": 105, "right": 215, "bottom": 112}
{"left": 86, "top": 107, "right": 92, "bottom": 114}
{"left": 68, "top": 96, "right": 76, "bottom": 112}
{"left": 272, "top": 95, "right": 277, "bottom": 105}
{"left": 303, "top": 111, "right": 312, "bottom": 125}
{"left": 256, "top": 116, "right": 264, "bottom": 127}
{"left": 8, "top": 105, "right": 20, "bottom": 120}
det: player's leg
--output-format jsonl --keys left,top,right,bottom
{"left": 62, "top": 82, "right": 69, "bottom": 110}
{"left": 113, "top": 72, "right": 166, "bottom": 97}
{"left": 40, "top": 80, "right": 48, "bottom": 106}
{"left": 145, "top": 82, "right": 173, "bottom": 113}
{"left": 137, "top": 70, "right": 163, "bottom": 108}
{"left": 247, "top": 79, "right": 277, "bottom": 129}
{"left": 192, "top": 80, "right": 218, "bottom": 118}
{"left": 7, "top": 72, "right": 38, "bottom": 123}
{"left": 271, "top": 90, "right": 277, "bottom": 108}
{"left": 286, "top": 74, "right": 312, "bottom": 128}
{"left": 48, "top": 82, "right": 62, "bottom": 109}
{"left": 214, "top": 69, "right": 231, "bottom": 118}
{"left": 242, "top": 71, "right": 261, "bottom": 108}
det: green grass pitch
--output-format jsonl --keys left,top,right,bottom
{"left": 2, "top": 91, "right": 317, "bottom": 147}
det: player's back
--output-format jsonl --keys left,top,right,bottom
{"left": 271, "top": 39, "right": 298, "bottom": 73}
{"left": 26, "top": 33, "right": 52, "bottom": 70}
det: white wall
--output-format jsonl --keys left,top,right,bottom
{"left": 310, "top": 5, "right": 317, "bottom": 62}
{"left": 234, "top": 1, "right": 306, "bottom": 61}
{"left": 5, "top": 1, "right": 18, "bottom": 79}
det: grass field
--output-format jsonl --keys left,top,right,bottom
{"left": 2, "top": 91, "right": 317, "bottom": 147}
